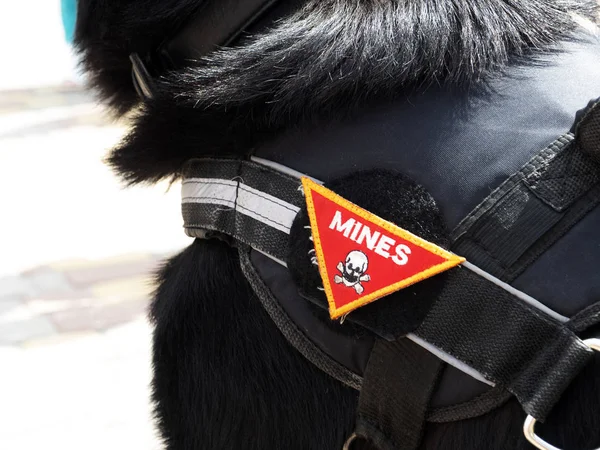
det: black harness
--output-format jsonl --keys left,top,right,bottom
{"left": 127, "top": 2, "right": 600, "bottom": 448}
{"left": 179, "top": 99, "right": 600, "bottom": 450}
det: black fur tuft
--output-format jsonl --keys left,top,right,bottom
{"left": 150, "top": 239, "right": 360, "bottom": 449}
{"left": 105, "top": 100, "right": 259, "bottom": 185}
{"left": 103, "top": 0, "right": 597, "bottom": 184}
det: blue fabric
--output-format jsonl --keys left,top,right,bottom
{"left": 257, "top": 34, "right": 600, "bottom": 230}
{"left": 61, "top": 0, "right": 77, "bottom": 43}
{"left": 254, "top": 34, "right": 600, "bottom": 406}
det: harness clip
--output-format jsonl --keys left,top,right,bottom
{"left": 523, "top": 338, "right": 600, "bottom": 450}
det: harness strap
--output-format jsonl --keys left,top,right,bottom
{"left": 181, "top": 157, "right": 593, "bottom": 420}
{"left": 411, "top": 266, "right": 591, "bottom": 420}
{"left": 182, "top": 158, "right": 306, "bottom": 264}
{"left": 452, "top": 105, "right": 600, "bottom": 283}
{"left": 349, "top": 339, "right": 443, "bottom": 450}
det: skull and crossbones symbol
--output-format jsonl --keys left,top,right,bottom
{"left": 334, "top": 250, "right": 371, "bottom": 294}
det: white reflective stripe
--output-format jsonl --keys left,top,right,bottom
{"left": 406, "top": 333, "right": 495, "bottom": 386}
{"left": 250, "top": 156, "right": 324, "bottom": 184}
{"left": 236, "top": 181, "right": 301, "bottom": 213}
{"left": 182, "top": 178, "right": 237, "bottom": 207}
{"left": 182, "top": 178, "right": 300, "bottom": 234}
{"left": 462, "top": 261, "right": 569, "bottom": 323}
{"left": 253, "top": 247, "right": 289, "bottom": 268}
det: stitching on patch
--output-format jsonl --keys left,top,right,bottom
{"left": 306, "top": 178, "right": 459, "bottom": 259}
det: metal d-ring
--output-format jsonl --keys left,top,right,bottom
{"left": 342, "top": 433, "right": 359, "bottom": 450}
{"left": 523, "top": 338, "right": 600, "bottom": 450}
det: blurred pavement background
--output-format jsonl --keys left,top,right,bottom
{"left": 0, "top": 2, "right": 191, "bottom": 449}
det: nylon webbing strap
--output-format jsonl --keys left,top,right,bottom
{"left": 410, "top": 267, "right": 592, "bottom": 420}
{"left": 451, "top": 103, "right": 600, "bottom": 282}
{"left": 182, "top": 158, "right": 305, "bottom": 264}
{"left": 181, "top": 157, "right": 594, "bottom": 420}
{"left": 351, "top": 339, "right": 443, "bottom": 450}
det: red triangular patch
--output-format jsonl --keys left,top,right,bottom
{"left": 302, "top": 177, "right": 465, "bottom": 319}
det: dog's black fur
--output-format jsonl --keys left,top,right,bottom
{"left": 76, "top": 1, "right": 600, "bottom": 449}
{"left": 150, "top": 239, "right": 360, "bottom": 449}
{"left": 78, "top": 0, "right": 597, "bottom": 185}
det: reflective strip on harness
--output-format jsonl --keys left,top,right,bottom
{"left": 181, "top": 157, "right": 593, "bottom": 420}
{"left": 182, "top": 178, "right": 300, "bottom": 234}
{"left": 182, "top": 158, "right": 306, "bottom": 264}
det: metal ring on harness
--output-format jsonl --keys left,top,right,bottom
{"left": 523, "top": 338, "right": 600, "bottom": 450}
{"left": 342, "top": 433, "right": 359, "bottom": 450}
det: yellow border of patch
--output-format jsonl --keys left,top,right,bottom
{"left": 301, "top": 177, "right": 466, "bottom": 320}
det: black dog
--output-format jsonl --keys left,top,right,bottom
{"left": 75, "top": 1, "right": 600, "bottom": 448}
